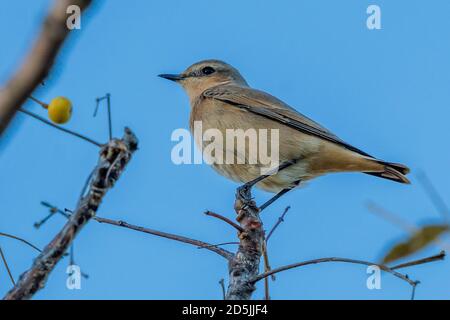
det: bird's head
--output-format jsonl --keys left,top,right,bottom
{"left": 159, "top": 60, "right": 248, "bottom": 101}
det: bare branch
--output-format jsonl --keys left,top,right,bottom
{"left": 94, "top": 93, "right": 113, "bottom": 140}
{"left": 94, "top": 217, "right": 233, "bottom": 260}
{"left": 204, "top": 211, "right": 244, "bottom": 233}
{"left": 266, "top": 206, "right": 291, "bottom": 241}
{"left": 411, "top": 285, "right": 418, "bottom": 300}
{"left": 0, "top": 232, "right": 41, "bottom": 253}
{"left": 197, "top": 242, "right": 239, "bottom": 249}
{"left": 3, "top": 128, "right": 138, "bottom": 300}
{"left": 262, "top": 240, "right": 271, "bottom": 300}
{"left": 18, "top": 108, "right": 103, "bottom": 147}
{"left": 251, "top": 253, "right": 444, "bottom": 287}
{"left": 390, "top": 251, "right": 446, "bottom": 270}
{"left": 219, "top": 279, "right": 226, "bottom": 300}
{"left": 0, "top": 245, "right": 15, "bottom": 285}
{"left": 0, "top": 0, "right": 93, "bottom": 135}
{"left": 225, "top": 186, "right": 264, "bottom": 300}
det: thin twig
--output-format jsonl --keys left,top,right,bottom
{"left": 262, "top": 240, "right": 271, "bottom": 300}
{"left": 219, "top": 279, "right": 226, "bottom": 300}
{"left": 69, "top": 244, "right": 75, "bottom": 265}
{"left": 262, "top": 206, "right": 292, "bottom": 289}
{"left": 94, "top": 217, "right": 233, "bottom": 260}
{"left": 391, "top": 251, "right": 446, "bottom": 270}
{"left": 0, "top": 245, "right": 15, "bottom": 285}
{"left": 204, "top": 211, "right": 244, "bottom": 233}
{"left": 28, "top": 96, "right": 47, "bottom": 109}
{"left": 94, "top": 93, "right": 113, "bottom": 140}
{"left": 35, "top": 201, "right": 71, "bottom": 228}
{"left": 411, "top": 283, "right": 418, "bottom": 300}
{"left": 0, "top": 0, "right": 93, "bottom": 135}
{"left": 34, "top": 210, "right": 58, "bottom": 229}
{"left": 18, "top": 108, "right": 102, "bottom": 147}
{"left": 197, "top": 242, "right": 239, "bottom": 249}
{"left": 251, "top": 257, "right": 421, "bottom": 287}
{"left": 106, "top": 93, "right": 112, "bottom": 140}
{"left": 264, "top": 277, "right": 270, "bottom": 300}
{"left": 417, "top": 171, "right": 450, "bottom": 221}
{"left": 266, "top": 206, "right": 291, "bottom": 242}
{"left": 0, "top": 232, "right": 41, "bottom": 253}
{"left": 80, "top": 170, "right": 95, "bottom": 199}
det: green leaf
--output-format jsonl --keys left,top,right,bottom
{"left": 382, "top": 224, "right": 449, "bottom": 264}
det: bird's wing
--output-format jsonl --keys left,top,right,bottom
{"left": 202, "top": 84, "right": 372, "bottom": 157}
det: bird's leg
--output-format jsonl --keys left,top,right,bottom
{"left": 259, "top": 188, "right": 293, "bottom": 213}
{"left": 236, "top": 160, "right": 297, "bottom": 212}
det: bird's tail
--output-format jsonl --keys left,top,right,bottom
{"left": 364, "top": 160, "right": 411, "bottom": 184}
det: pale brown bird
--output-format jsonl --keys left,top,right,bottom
{"left": 159, "top": 60, "right": 410, "bottom": 210}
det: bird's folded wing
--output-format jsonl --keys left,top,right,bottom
{"left": 203, "top": 85, "right": 372, "bottom": 157}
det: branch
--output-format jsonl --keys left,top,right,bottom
{"left": 266, "top": 206, "right": 291, "bottom": 241}
{"left": 251, "top": 252, "right": 445, "bottom": 286}
{"left": 390, "top": 251, "right": 446, "bottom": 270}
{"left": 0, "top": 232, "right": 41, "bottom": 253}
{"left": 204, "top": 211, "right": 244, "bottom": 233}
{"left": 0, "top": 0, "right": 92, "bottom": 135}
{"left": 0, "top": 245, "right": 15, "bottom": 285}
{"left": 3, "top": 128, "right": 138, "bottom": 300}
{"left": 225, "top": 186, "right": 264, "bottom": 300}
{"left": 197, "top": 242, "right": 239, "bottom": 249}
{"left": 18, "top": 108, "right": 102, "bottom": 147}
{"left": 93, "top": 217, "right": 233, "bottom": 260}
{"left": 219, "top": 279, "right": 226, "bottom": 300}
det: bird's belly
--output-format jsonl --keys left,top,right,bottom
{"left": 210, "top": 161, "right": 312, "bottom": 193}
{"left": 192, "top": 102, "right": 324, "bottom": 192}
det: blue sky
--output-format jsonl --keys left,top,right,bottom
{"left": 1, "top": 0, "right": 450, "bottom": 299}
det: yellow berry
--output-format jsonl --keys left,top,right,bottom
{"left": 47, "top": 97, "right": 72, "bottom": 124}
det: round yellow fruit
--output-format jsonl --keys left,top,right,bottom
{"left": 47, "top": 97, "right": 72, "bottom": 124}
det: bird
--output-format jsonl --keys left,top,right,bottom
{"left": 159, "top": 59, "right": 410, "bottom": 210}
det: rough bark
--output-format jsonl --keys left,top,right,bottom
{"left": 225, "top": 186, "right": 264, "bottom": 300}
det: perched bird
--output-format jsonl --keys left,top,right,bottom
{"left": 159, "top": 60, "right": 410, "bottom": 209}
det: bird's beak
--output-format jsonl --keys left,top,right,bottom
{"left": 158, "top": 73, "right": 185, "bottom": 82}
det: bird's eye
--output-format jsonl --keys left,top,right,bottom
{"left": 201, "top": 66, "right": 215, "bottom": 75}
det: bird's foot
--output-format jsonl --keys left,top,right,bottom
{"left": 236, "top": 183, "right": 257, "bottom": 208}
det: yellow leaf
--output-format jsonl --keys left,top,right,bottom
{"left": 382, "top": 224, "right": 449, "bottom": 264}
